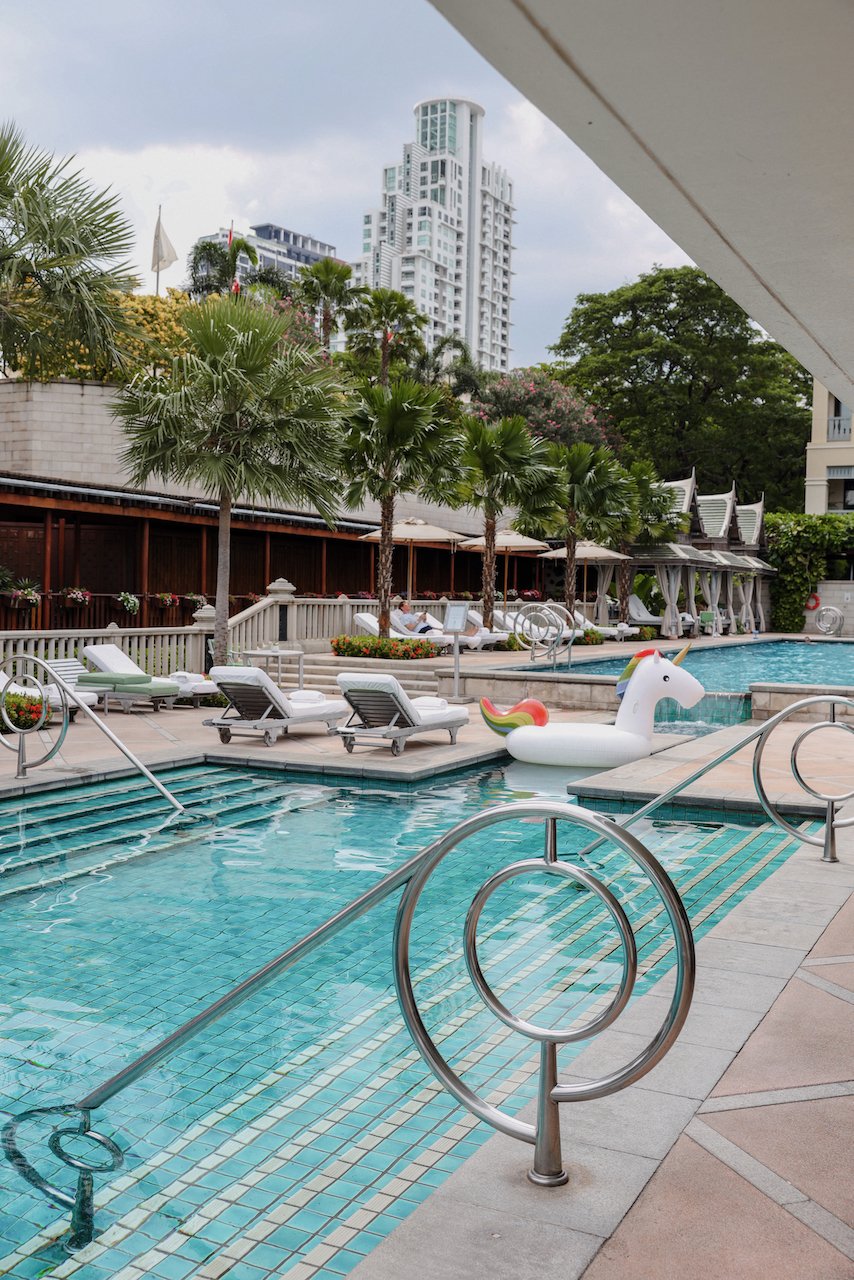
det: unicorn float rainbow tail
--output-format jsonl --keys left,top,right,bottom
{"left": 480, "top": 697, "right": 549, "bottom": 737}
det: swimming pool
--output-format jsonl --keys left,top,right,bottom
{"left": 564, "top": 639, "right": 854, "bottom": 693}
{"left": 0, "top": 764, "right": 813, "bottom": 1280}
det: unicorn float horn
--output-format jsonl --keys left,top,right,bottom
{"left": 480, "top": 697, "right": 549, "bottom": 737}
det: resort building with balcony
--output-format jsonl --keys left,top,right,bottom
{"left": 192, "top": 223, "right": 338, "bottom": 288}
{"left": 805, "top": 379, "right": 854, "bottom": 513}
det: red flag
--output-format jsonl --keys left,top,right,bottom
{"left": 227, "top": 221, "right": 233, "bottom": 248}
{"left": 231, "top": 278, "right": 240, "bottom": 294}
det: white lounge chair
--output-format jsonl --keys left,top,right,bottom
{"left": 83, "top": 640, "right": 215, "bottom": 711}
{"left": 353, "top": 611, "right": 454, "bottom": 649}
{"left": 464, "top": 610, "right": 510, "bottom": 647}
{"left": 335, "top": 672, "right": 469, "bottom": 756}
{"left": 206, "top": 666, "right": 348, "bottom": 745}
{"left": 571, "top": 610, "right": 639, "bottom": 641}
{"left": 628, "top": 595, "right": 695, "bottom": 634}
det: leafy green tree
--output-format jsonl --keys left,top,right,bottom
{"left": 187, "top": 236, "right": 258, "bottom": 297}
{"left": 456, "top": 416, "right": 559, "bottom": 630}
{"left": 472, "top": 366, "right": 614, "bottom": 449}
{"left": 298, "top": 258, "right": 365, "bottom": 351}
{"left": 535, "top": 443, "right": 633, "bottom": 615}
{"left": 0, "top": 122, "right": 138, "bottom": 376}
{"left": 116, "top": 297, "right": 348, "bottom": 661}
{"left": 342, "top": 380, "right": 460, "bottom": 635}
{"left": 344, "top": 288, "right": 427, "bottom": 385}
{"left": 243, "top": 264, "right": 296, "bottom": 300}
{"left": 551, "top": 265, "right": 811, "bottom": 508}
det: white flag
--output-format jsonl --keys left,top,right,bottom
{"left": 151, "top": 209, "right": 178, "bottom": 273}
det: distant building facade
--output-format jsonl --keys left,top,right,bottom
{"left": 352, "top": 98, "right": 514, "bottom": 371}
{"left": 194, "top": 223, "right": 338, "bottom": 286}
{"left": 805, "top": 379, "right": 854, "bottom": 513}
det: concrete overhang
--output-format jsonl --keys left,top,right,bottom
{"left": 430, "top": 0, "right": 854, "bottom": 403}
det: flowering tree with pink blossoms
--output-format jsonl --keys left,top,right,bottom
{"left": 472, "top": 367, "right": 618, "bottom": 450}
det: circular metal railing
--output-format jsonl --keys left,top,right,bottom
{"left": 816, "top": 605, "right": 845, "bottom": 637}
{"left": 511, "top": 602, "right": 576, "bottom": 665}
{"left": 393, "top": 800, "right": 695, "bottom": 1185}
{"left": 752, "top": 694, "right": 854, "bottom": 862}
{"left": 0, "top": 655, "right": 70, "bottom": 779}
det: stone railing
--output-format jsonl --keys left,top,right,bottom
{"left": 0, "top": 624, "right": 207, "bottom": 676}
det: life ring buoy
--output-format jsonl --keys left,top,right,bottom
{"left": 805, "top": 593, "right": 820, "bottom": 611}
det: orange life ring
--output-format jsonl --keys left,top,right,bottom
{"left": 805, "top": 593, "right": 820, "bottom": 611}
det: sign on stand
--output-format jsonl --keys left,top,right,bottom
{"left": 442, "top": 602, "right": 474, "bottom": 703}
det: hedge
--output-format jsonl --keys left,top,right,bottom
{"left": 765, "top": 512, "right": 854, "bottom": 631}
{"left": 0, "top": 693, "right": 51, "bottom": 732}
{"left": 330, "top": 635, "right": 441, "bottom": 660}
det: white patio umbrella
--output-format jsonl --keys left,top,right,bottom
{"left": 359, "top": 517, "right": 466, "bottom": 598}
{"left": 539, "top": 541, "right": 632, "bottom": 623}
{"left": 459, "top": 529, "right": 549, "bottom": 605}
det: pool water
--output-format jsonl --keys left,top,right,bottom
{"left": 569, "top": 638, "right": 854, "bottom": 692}
{"left": 0, "top": 764, "right": 814, "bottom": 1280}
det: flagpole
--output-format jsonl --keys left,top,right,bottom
{"left": 155, "top": 205, "right": 162, "bottom": 297}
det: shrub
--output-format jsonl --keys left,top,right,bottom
{"left": 330, "top": 634, "right": 441, "bottom": 660}
{"left": 494, "top": 633, "right": 523, "bottom": 651}
{"left": 576, "top": 629, "right": 605, "bottom": 645}
{"left": 765, "top": 513, "right": 854, "bottom": 631}
{"left": 0, "top": 693, "right": 51, "bottom": 732}
{"left": 638, "top": 626, "right": 658, "bottom": 641}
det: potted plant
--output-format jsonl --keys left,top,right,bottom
{"left": 60, "top": 586, "right": 92, "bottom": 607}
{"left": 246, "top": 592, "right": 264, "bottom": 604}
{"left": 115, "top": 591, "right": 140, "bottom": 615}
{"left": 184, "top": 592, "right": 208, "bottom": 610}
{"left": 8, "top": 580, "right": 40, "bottom": 608}
{"left": 153, "top": 592, "right": 180, "bottom": 608}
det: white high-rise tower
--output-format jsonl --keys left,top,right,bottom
{"left": 353, "top": 98, "right": 514, "bottom": 372}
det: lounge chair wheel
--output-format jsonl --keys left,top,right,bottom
{"left": 218, "top": 728, "right": 232, "bottom": 744}
{"left": 343, "top": 736, "right": 355, "bottom": 753}
{"left": 391, "top": 739, "right": 404, "bottom": 757}
{"left": 263, "top": 730, "right": 276, "bottom": 746}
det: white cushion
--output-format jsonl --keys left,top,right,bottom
{"left": 82, "top": 643, "right": 145, "bottom": 677}
{"left": 412, "top": 695, "right": 448, "bottom": 710}
{"left": 336, "top": 672, "right": 469, "bottom": 729}
{"left": 289, "top": 689, "right": 326, "bottom": 703}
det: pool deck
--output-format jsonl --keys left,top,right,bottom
{"left": 2, "top": 663, "right": 853, "bottom": 1279}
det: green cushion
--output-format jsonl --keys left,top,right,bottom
{"left": 78, "top": 672, "right": 145, "bottom": 688}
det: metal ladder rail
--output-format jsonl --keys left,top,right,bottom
{"left": 0, "top": 655, "right": 186, "bottom": 815}
{"left": 574, "top": 693, "right": 854, "bottom": 864}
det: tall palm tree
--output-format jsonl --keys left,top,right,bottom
{"left": 540, "top": 443, "right": 633, "bottom": 615}
{"left": 187, "top": 236, "right": 258, "bottom": 297}
{"left": 609, "top": 460, "right": 687, "bottom": 620}
{"left": 342, "top": 380, "right": 461, "bottom": 635}
{"left": 298, "top": 259, "right": 365, "bottom": 351}
{"left": 116, "top": 297, "right": 348, "bottom": 662}
{"left": 344, "top": 288, "right": 427, "bottom": 385}
{"left": 456, "top": 416, "right": 560, "bottom": 631}
{"left": 0, "top": 122, "right": 138, "bottom": 376}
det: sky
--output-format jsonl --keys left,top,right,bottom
{"left": 6, "top": 0, "right": 690, "bottom": 367}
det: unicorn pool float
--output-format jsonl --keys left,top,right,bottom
{"left": 481, "top": 646, "right": 704, "bottom": 768}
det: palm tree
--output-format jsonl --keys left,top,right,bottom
{"left": 456, "top": 416, "right": 560, "bottom": 631}
{"left": 344, "top": 288, "right": 427, "bottom": 385}
{"left": 412, "top": 334, "right": 483, "bottom": 397}
{"left": 116, "top": 297, "right": 348, "bottom": 662}
{"left": 610, "top": 460, "right": 687, "bottom": 620}
{"left": 187, "top": 236, "right": 258, "bottom": 297}
{"left": 342, "top": 380, "right": 461, "bottom": 635}
{"left": 0, "top": 122, "right": 138, "bottom": 376}
{"left": 539, "top": 443, "right": 633, "bottom": 616}
{"left": 298, "top": 259, "right": 365, "bottom": 351}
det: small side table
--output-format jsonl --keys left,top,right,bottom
{"left": 242, "top": 648, "right": 304, "bottom": 689}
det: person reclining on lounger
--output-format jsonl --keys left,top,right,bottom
{"left": 395, "top": 599, "right": 435, "bottom": 634}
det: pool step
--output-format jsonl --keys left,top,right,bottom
{"left": 0, "top": 772, "right": 338, "bottom": 897}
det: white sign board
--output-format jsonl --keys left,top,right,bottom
{"left": 443, "top": 602, "right": 470, "bottom": 634}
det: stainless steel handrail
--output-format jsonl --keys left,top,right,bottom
{"left": 512, "top": 602, "right": 576, "bottom": 667}
{"left": 575, "top": 693, "right": 854, "bottom": 864}
{"left": 2, "top": 795, "right": 694, "bottom": 1242}
{"left": 0, "top": 655, "right": 186, "bottom": 815}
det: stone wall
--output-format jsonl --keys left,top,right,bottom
{"left": 0, "top": 379, "right": 485, "bottom": 533}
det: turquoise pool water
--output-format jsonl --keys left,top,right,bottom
{"left": 568, "top": 639, "right": 854, "bottom": 692}
{"left": 0, "top": 765, "right": 813, "bottom": 1280}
